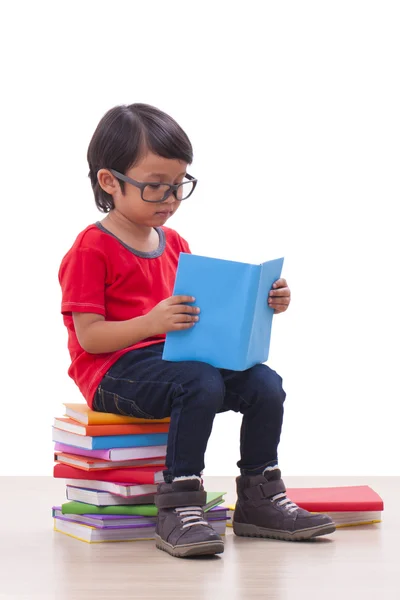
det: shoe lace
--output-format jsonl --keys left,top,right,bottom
{"left": 175, "top": 506, "right": 208, "bottom": 529}
{"left": 271, "top": 492, "right": 299, "bottom": 514}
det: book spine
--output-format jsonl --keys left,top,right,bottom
{"left": 239, "top": 265, "right": 261, "bottom": 368}
{"left": 91, "top": 433, "right": 168, "bottom": 450}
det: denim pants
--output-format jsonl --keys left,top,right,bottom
{"left": 93, "top": 343, "right": 286, "bottom": 483}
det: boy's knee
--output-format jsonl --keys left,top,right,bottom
{"left": 182, "top": 362, "right": 225, "bottom": 411}
{"left": 249, "top": 364, "right": 286, "bottom": 405}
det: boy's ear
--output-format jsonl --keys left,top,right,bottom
{"left": 97, "top": 169, "right": 119, "bottom": 194}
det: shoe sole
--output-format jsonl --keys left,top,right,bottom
{"left": 154, "top": 534, "right": 224, "bottom": 558}
{"left": 233, "top": 521, "right": 336, "bottom": 541}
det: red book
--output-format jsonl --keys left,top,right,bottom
{"left": 286, "top": 485, "right": 384, "bottom": 512}
{"left": 53, "top": 463, "right": 165, "bottom": 485}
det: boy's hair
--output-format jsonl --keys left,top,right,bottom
{"left": 87, "top": 103, "right": 193, "bottom": 212}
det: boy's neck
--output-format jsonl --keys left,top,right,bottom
{"left": 101, "top": 212, "right": 159, "bottom": 253}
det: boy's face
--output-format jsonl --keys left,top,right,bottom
{"left": 99, "top": 152, "right": 189, "bottom": 227}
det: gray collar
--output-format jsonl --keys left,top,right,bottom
{"left": 95, "top": 222, "right": 166, "bottom": 258}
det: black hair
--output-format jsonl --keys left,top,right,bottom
{"left": 87, "top": 103, "right": 193, "bottom": 212}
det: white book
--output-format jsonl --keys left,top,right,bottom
{"left": 106, "top": 446, "right": 167, "bottom": 461}
{"left": 54, "top": 442, "right": 167, "bottom": 461}
{"left": 66, "top": 486, "right": 156, "bottom": 506}
{"left": 65, "top": 479, "right": 158, "bottom": 497}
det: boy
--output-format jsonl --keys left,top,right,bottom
{"left": 59, "top": 103, "right": 335, "bottom": 558}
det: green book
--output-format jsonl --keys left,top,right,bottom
{"left": 61, "top": 491, "right": 226, "bottom": 516}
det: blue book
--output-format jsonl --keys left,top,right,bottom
{"left": 52, "top": 427, "right": 168, "bottom": 450}
{"left": 163, "top": 253, "right": 284, "bottom": 370}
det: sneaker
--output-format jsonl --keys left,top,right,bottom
{"left": 155, "top": 478, "right": 224, "bottom": 558}
{"left": 233, "top": 467, "right": 336, "bottom": 541}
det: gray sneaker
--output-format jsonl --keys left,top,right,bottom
{"left": 155, "top": 478, "right": 224, "bottom": 558}
{"left": 233, "top": 468, "right": 336, "bottom": 541}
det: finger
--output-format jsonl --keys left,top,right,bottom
{"left": 272, "top": 278, "right": 287, "bottom": 289}
{"left": 268, "top": 298, "right": 290, "bottom": 307}
{"left": 268, "top": 302, "right": 290, "bottom": 310}
{"left": 174, "top": 314, "right": 200, "bottom": 323}
{"left": 269, "top": 295, "right": 290, "bottom": 304}
{"left": 269, "top": 287, "right": 290, "bottom": 297}
{"left": 172, "top": 304, "right": 200, "bottom": 314}
{"left": 173, "top": 322, "right": 197, "bottom": 330}
{"left": 170, "top": 295, "right": 196, "bottom": 304}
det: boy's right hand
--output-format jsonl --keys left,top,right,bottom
{"left": 145, "top": 296, "right": 200, "bottom": 335}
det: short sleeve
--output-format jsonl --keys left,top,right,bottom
{"left": 179, "top": 235, "right": 191, "bottom": 254}
{"left": 59, "top": 247, "right": 107, "bottom": 316}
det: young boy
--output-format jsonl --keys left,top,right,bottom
{"left": 59, "top": 103, "right": 335, "bottom": 558}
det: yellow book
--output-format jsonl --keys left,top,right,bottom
{"left": 64, "top": 403, "right": 170, "bottom": 426}
{"left": 54, "top": 519, "right": 154, "bottom": 543}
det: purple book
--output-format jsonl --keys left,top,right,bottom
{"left": 52, "top": 506, "right": 228, "bottom": 530}
{"left": 55, "top": 514, "right": 155, "bottom": 530}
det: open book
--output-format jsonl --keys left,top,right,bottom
{"left": 163, "top": 253, "right": 284, "bottom": 370}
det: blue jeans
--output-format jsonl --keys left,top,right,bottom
{"left": 93, "top": 343, "right": 286, "bottom": 483}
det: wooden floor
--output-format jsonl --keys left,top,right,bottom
{"left": 0, "top": 475, "right": 398, "bottom": 599}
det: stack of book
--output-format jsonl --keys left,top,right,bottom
{"left": 227, "top": 485, "right": 384, "bottom": 528}
{"left": 52, "top": 403, "right": 228, "bottom": 543}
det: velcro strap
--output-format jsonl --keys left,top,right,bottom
{"left": 155, "top": 490, "right": 207, "bottom": 509}
{"left": 244, "top": 479, "right": 286, "bottom": 502}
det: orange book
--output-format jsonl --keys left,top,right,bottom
{"left": 64, "top": 403, "right": 170, "bottom": 426}
{"left": 54, "top": 417, "right": 169, "bottom": 437}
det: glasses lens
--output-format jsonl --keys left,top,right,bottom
{"left": 142, "top": 184, "right": 171, "bottom": 202}
{"left": 176, "top": 179, "right": 195, "bottom": 200}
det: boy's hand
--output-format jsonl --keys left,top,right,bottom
{"left": 145, "top": 296, "right": 200, "bottom": 335}
{"left": 268, "top": 278, "right": 291, "bottom": 314}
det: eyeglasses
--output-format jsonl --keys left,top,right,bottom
{"left": 109, "top": 169, "right": 197, "bottom": 203}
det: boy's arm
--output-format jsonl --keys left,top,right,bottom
{"left": 73, "top": 294, "right": 199, "bottom": 354}
{"left": 73, "top": 313, "right": 154, "bottom": 354}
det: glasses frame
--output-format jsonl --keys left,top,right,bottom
{"left": 109, "top": 169, "right": 197, "bottom": 203}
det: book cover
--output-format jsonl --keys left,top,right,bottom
{"left": 53, "top": 517, "right": 156, "bottom": 543}
{"left": 163, "top": 253, "right": 284, "bottom": 370}
{"left": 284, "top": 485, "right": 384, "bottom": 512}
{"left": 65, "top": 479, "right": 157, "bottom": 497}
{"left": 64, "top": 403, "right": 170, "bottom": 426}
{"left": 227, "top": 485, "right": 383, "bottom": 513}
{"left": 54, "top": 463, "right": 164, "bottom": 485}
{"left": 54, "top": 451, "right": 165, "bottom": 471}
{"left": 54, "top": 442, "right": 167, "bottom": 461}
{"left": 54, "top": 417, "right": 169, "bottom": 437}
{"left": 61, "top": 492, "right": 225, "bottom": 516}
{"left": 66, "top": 486, "right": 155, "bottom": 505}
{"left": 52, "top": 427, "right": 168, "bottom": 450}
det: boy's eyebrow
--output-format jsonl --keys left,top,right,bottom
{"left": 145, "top": 171, "right": 187, "bottom": 179}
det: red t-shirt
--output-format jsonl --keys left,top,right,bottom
{"left": 59, "top": 223, "right": 190, "bottom": 407}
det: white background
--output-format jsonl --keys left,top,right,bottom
{"left": 0, "top": 1, "right": 398, "bottom": 476}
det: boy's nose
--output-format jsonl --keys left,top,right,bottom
{"left": 164, "top": 193, "right": 177, "bottom": 205}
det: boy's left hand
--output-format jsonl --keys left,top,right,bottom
{"left": 268, "top": 278, "right": 291, "bottom": 314}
